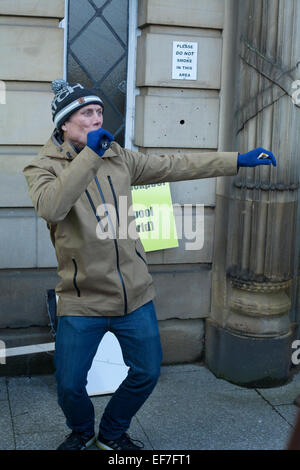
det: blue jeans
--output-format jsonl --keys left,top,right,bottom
{"left": 54, "top": 301, "right": 162, "bottom": 439}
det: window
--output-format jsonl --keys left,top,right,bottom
{"left": 67, "top": 0, "right": 129, "bottom": 145}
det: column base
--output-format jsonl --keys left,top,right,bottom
{"left": 205, "top": 318, "right": 298, "bottom": 388}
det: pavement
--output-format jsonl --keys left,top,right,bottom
{"left": 1, "top": 362, "right": 300, "bottom": 451}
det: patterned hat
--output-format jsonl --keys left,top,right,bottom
{"left": 51, "top": 79, "right": 104, "bottom": 129}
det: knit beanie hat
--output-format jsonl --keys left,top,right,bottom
{"left": 51, "top": 79, "right": 104, "bottom": 129}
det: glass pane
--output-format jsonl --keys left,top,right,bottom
{"left": 68, "top": 0, "right": 95, "bottom": 42}
{"left": 71, "top": 18, "right": 125, "bottom": 80}
{"left": 67, "top": 0, "right": 129, "bottom": 145}
{"left": 102, "top": 1, "right": 128, "bottom": 44}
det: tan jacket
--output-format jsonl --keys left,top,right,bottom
{"left": 23, "top": 134, "right": 238, "bottom": 317}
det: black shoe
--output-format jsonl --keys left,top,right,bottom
{"left": 57, "top": 431, "right": 96, "bottom": 450}
{"left": 96, "top": 432, "right": 144, "bottom": 450}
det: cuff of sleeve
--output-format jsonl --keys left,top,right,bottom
{"left": 218, "top": 152, "right": 239, "bottom": 176}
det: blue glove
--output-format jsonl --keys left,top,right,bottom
{"left": 238, "top": 147, "right": 277, "bottom": 168}
{"left": 87, "top": 128, "right": 114, "bottom": 157}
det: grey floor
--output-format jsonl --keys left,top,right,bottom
{"left": 1, "top": 363, "right": 299, "bottom": 450}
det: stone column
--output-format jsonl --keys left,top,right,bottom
{"left": 205, "top": 0, "right": 300, "bottom": 387}
{"left": 136, "top": 0, "right": 228, "bottom": 364}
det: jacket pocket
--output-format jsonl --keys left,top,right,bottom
{"left": 72, "top": 258, "right": 81, "bottom": 297}
{"left": 135, "top": 241, "right": 147, "bottom": 266}
{"left": 107, "top": 175, "right": 119, "bottom": 225}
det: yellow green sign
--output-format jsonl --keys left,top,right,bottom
{"left": 131, "top": 183, "right": 178, "bottom": 252}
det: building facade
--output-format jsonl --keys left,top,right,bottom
{"left": 0, "top": 0, "right": 299, "bottom": 386}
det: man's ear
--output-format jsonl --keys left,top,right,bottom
{"left": 61, "top": 123, "right": 67, "bottom": 132}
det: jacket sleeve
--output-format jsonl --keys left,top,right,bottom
{"left": 121, "top": 147, "right": 239, "bottom": 185}
{"left": 23, "top": 147, "right": 102, "bottom": 224}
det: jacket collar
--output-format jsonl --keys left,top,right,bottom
{"left": 39, "top": 131, "right": 119, "bottom": 161}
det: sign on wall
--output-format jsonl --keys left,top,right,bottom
{"left": 172, "top": 41, "right": 198, "bottom": 80}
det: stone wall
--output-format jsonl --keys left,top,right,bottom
{"left": 0, "top": 0, "right": 65, "bottom": 375}
{"left": 0, "top": 0, "right": 231, "bottom": 374}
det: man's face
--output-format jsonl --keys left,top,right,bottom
{"left": 61, "top": 103, "right": 103, "bottom": 148}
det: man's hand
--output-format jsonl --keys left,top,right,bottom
{"left": 87, "top": 128, "right": 114, "bottom": 157}
{"left": 238, "top": 147, "right": 277, "bottom": 168}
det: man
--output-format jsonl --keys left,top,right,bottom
{"left": 23, "top": 79, "right": 277, "bottom": 450}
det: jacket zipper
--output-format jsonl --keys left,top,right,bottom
{"left": 85, "top": 189, "right": 105, "bottom": 231}
{"left": 72, "top": 258, "right": 81, "bottom": 297}
{"left": 109, "top": 174, "right": 147, "bottom": 273}
{"left": 108, "top": 175, "right": 147, "bottom": 268}
{"left": 94, "top": 176, "right": 128, "bottom": 315}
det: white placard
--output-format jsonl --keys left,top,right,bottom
{"left": 55, "top": 296, "right": 128, "bottom": 396}
{"left": 86, "top": 332, "right": 129, "bottom": 396}
{"left": 172, "top": 41, "right": 198, "bottom": 80}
